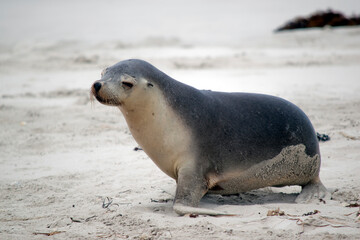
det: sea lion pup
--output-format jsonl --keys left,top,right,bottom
{"left": 91, "top": 59, "right": 329, "bottom": 216}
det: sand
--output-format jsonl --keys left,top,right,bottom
{"left": 1, "top": 1, "right": 360, "bottom": 239}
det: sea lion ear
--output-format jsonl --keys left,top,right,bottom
{"left": 120, "top": 74, "right": 137, "bottom": 90}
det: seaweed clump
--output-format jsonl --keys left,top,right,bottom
{"left": 276, "top": 9, "right": 360, "bottom": 31}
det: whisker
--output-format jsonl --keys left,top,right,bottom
{"left": 89, "top": 87, "right": 96, "bottom": 108}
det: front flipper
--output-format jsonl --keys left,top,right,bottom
{"left": 173, "top": 204, "right": 235, "bottom": 216}
{"left": 173, "top": 165, "right": 232, "bottom": 216}
{"left": 295, "top": 177, "right": 331, "bottom": 203}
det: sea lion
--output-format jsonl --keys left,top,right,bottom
{"left": 91, "top": 59, "right": 329, "bottom": 216}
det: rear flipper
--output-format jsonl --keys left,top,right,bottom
{"left": 295, "top": 177, "right": 331, "bottom": 203}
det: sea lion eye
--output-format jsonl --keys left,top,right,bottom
{"left": 122, "top": 82, "right": 134, "bottom": 89}
{"left": 147, "top": 83, "right": 154, "bottom": 88}
{"left": 120, "top": 74, "right": 137, "bottom": 90}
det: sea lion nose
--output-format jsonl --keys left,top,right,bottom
{"left": 93, "top": 82, "right": 102, "bottom": 92}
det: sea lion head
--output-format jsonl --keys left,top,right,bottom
{"left": 91, "top": 59, "right": 155, "bottom": 107}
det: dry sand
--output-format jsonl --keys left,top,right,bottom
{"left": 1, "top": 1, "right": 360, "bottom": 239}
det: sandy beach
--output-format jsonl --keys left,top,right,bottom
{"left": 1, "top": 1, "right": 360, "bottom": 239}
